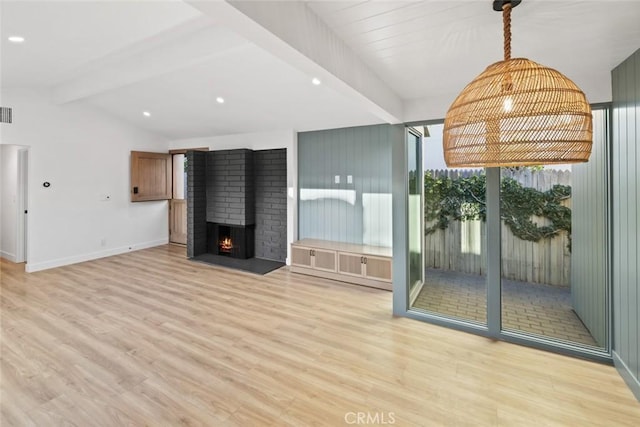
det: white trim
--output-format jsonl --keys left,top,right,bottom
{"left": 613, "top": 351, "right": 640, "bottom": 402}
{"left": 1, "top": 251, "right": 17, "bottom": 262}
{"left": 286, "top": 131, "right": 297, "bottom": 266}
{"left": 25, "top": 238, "right": 168, "bottom": 273}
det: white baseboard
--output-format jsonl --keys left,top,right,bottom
{"left": 613, "top": 350, "right": 640, "bottom": 402}
{"left": 25, "top": 238, "right": 168, "bottom": 273}
{"left": 0, "top": 250, "right": 16, "bottom": 263}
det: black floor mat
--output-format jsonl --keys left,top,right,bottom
{"left": 191, "top": 253, "right": 285, "bottom": 275}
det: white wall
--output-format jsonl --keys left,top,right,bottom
{"left": 0, "top": 145, "right": 20, "bottom": 261}
{"left": 0, "top": 89, "right": 170, "bottom": 272}
{"left": 170, "top": 130, "right": 298, "bottom": 263}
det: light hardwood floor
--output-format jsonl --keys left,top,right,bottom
{"left": 1, "top": 245, "right": 639, "bottom": 426}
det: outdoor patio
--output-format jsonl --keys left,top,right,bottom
{"left": 412, "top": 268, "right": 598, "bottom": 347}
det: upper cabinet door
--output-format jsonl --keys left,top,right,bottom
{"left": 131, "top": 151, "right": 172, "bottom": 202}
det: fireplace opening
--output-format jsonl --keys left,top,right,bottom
{"left": 207, "top": 222, "right": 255, "bottom": 259}
{"left": 218, "top": 226, "right": 233, "bottom": 255}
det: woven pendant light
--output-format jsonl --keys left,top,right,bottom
{"left": 443, "top": 0, "right": 592, "bottom": 167}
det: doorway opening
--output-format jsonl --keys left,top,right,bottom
{"left": 0, "top": 145, "right": 28, "bottom": 265}
{"left": 170, "top": 153, "right": 187, "bottom": 245}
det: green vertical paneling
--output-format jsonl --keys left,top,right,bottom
{"left": 391, "top": 125, "right": 409, "bottom": 313}
{"left": 612, "top": 64, "right": 623, "bottom": 367}
{"left": 628, "top": 49, "right": 639, "bottom": 383}
{"left": 572, "top": 108, "right": 608, "bottom": 347}
{"left": 612, "top": 48, "right": 640, "bottom": 401}
{"left": 298, "top": 124, "right": 393, "bottom": 246}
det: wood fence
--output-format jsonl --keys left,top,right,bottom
{"left": 424, "top": 169, "right": 571, "bottom": 287}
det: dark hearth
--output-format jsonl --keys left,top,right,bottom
{"left": 192, "top": 253, "right": 284, "bottom": 275}
{"left": 207, "top": 222, "right": 255, "bottom": 259}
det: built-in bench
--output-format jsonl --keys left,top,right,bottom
{"left": 290, "top": 239, "right": 392, "bottom": 291}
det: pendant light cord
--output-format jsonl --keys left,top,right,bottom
{"left": 503, "top": 3, "right": 512, "bottom": 61}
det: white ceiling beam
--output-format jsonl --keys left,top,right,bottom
{"left": 403, "top": 93, "right": 454, "bottom": 124}
{"left": 185, "top": 0, "right": 404, "bottom": 124}
{"left": 52, "top": 17, "right": 250, "bottom": 104}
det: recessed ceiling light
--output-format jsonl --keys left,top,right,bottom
{"left": 216, "top": 97, "right": 225, "bottom": 104}
{"left": 312, "top": 77, "right": 321, "bottom": 86}
{"left": 8, "top": 36, "right": 25, "bottom": 43}
{"left": 143, "top": 111, "right": 151, "bottom": 117}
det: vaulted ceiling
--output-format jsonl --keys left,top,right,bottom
{"left": 2, "top": 0, "right": 639, "bottom": 139}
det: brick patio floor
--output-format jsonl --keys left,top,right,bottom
{"left": 412, "top": 268, "right": 598, "bottom": 347}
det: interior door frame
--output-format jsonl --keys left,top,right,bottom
{"left": 15, "top": 148, "right": 29, "bottom": 263}
{"left": 168, "top": 148, "right": 208, "bottom": 245}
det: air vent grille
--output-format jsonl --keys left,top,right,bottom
{"left": 0, "top": 107, "right": 12, "bottom": 124}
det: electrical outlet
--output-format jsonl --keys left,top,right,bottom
{"left": 100, "top": 238, "right": 107, "bottom": 247}
{"left": 347, "top": 175, "right": 353, "bottom": 184}
{"left": 334, "top": 175, "right": 340, "bottom": 184}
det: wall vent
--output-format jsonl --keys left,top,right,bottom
{"left": 0, "top": 107, "right": 12, "bottom": 124}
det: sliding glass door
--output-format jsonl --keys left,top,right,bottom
{"left": 410, "top": 124, "right": 487, "bottom": 324}
{"left": 407, "top": 108, "right": 610, "bottom": 356}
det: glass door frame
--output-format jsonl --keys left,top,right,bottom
{"left": 406, "top": 127, "right": 425, "bottom": 305}
{"left": 395, "top": 111, "right": 612, "bottom": 363}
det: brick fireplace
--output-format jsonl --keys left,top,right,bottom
{"left": 204, "top": 149, "right": 255, "bottom": 259}
{"left": 187, "top": 148, "right": 287, "bottom": 263}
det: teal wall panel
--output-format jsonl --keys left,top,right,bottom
{"left": 612, "top": 47, "right": 640, "bottom": 400}
{"left": 391, "top": 125, "right": 409, "bottom": 313}
{"left": 298, "top": 124, "right": 394, "bottom": 246}
{"left": 571, "top": 108, "right": 609, "bottom": 347}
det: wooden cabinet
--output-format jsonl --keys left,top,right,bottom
{"left": 312, "top": 248, "right": 337, "bottom": 272}
{"left": 362, "top": 255, "right": 392, "bottom": 282}
{"left": 291, "top": 245, "right": 336, "bottom": 272}
{"left": 291, "top": 245, "right": 313, "bottom": 268}
{"left": 291, "top": 239, "right": 392, "bottom": 291}
{"left": 338, "top": 252, "right": 392, "bottom": 282}
{"left": 130, "top": 151, "right": 172, "bottom": 202}
{"left": 337, "top": 252, "right": 363, "bottom": 277}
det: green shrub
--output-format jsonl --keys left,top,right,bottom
{"left": 424, "top": 172, "right": 571, "bottom": 248}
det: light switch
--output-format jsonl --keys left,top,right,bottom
{"left": 334, "top": 175, "right": 340, "bottom": 184}
{"left": 347, "top": 175, "right": 353, "bottom": 184}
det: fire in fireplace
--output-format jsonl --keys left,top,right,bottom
{"left": 217, "top": 225, "right": 233, "bottom": 255}
{"left": 220, "top": 237, "right": 233, "bottom": 253}
{"left": 207, "top": 223, "right": 255, "bottom": 259}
